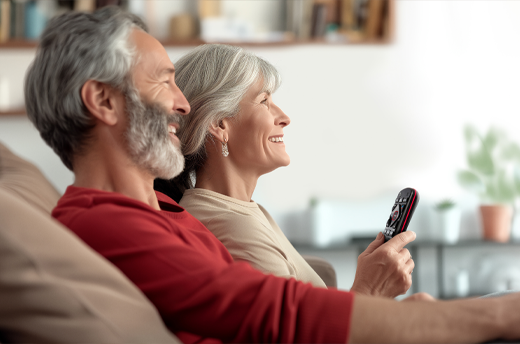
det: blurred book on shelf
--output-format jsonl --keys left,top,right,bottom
{"left": 311, "top": 0, "right": 339, "bottom": 39}
{"left": 25, "top": 0, "right": 47, "bottom": 39}
{"left": 286, "top": 0, "right": 313, "bottom": 41}
{"left": 311, "top": 2, "right": 327, "bottom": 38}
{"left": 0, "top": 0, "right": 57, "bottom": 42}
{"left": 169, "top": 13, "right": 197, "bottom": 42}
{"left": 338, "top": 0, "right": 393, "bottom": 43}
{"left": 10, "top": 0, "right": 24, "bottom": 39}
{"left": 288, "top": 0, "right": 392, "bottom": 43}
{"left": 198, "top": 0, "right": 220, "bottom": 19}
{"left": 74, "top": 0, "right": 95, "bottom": 12}
{"left": 0, "top": 0, "right": 10, "bottom": 43}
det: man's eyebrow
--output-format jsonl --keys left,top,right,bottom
{"left": 160, "top": 67, "right": 176, "bottom": 75}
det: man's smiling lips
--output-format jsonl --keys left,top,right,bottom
{"left": 168, "top": 124, "right": 178, "bottom": 135}
{"left": 168, "top": 124, "right": 180, "bottom": 143}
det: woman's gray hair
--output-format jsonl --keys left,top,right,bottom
{"left": 170, "top": 44, "right": 281, "bottom": 196}
{"left": 24, "top": 6, "right": 148, "bottom": 170}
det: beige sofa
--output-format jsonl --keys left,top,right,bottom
{"left": 0, "top": 142, "right": 181, "bottom": 343}
{"left": 0, "top": 141, "right": 336, "bottom": 343}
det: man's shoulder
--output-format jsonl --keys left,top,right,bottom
{"left": 53, "top": 186, "right": 172, "bottom": 235}
{"left": 54, "top": 185, "right": 151, "bottom": 214}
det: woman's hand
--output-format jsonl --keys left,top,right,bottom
{"left": 350, "top": 231, "right": 416, "bottom": 298}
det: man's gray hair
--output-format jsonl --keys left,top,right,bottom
{"left": 171, "top": 44, "right": 281, "bottom": 194}
{"left": 24, "top": 6, "right": 148, "bottom": 170}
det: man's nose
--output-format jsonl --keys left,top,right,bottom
{"left": 172, "top": 86, "right": 190, "bottom": 116}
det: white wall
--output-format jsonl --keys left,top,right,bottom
{"left": 2, "top": 1, "right": 520, "bottom": 241}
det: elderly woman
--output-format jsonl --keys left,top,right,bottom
{"left": 154, "top": 44, "right": 327, "bottom": 287}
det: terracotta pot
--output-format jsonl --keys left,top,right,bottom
{"left": 479, "top": 205, "right": 513, "bottom": 242}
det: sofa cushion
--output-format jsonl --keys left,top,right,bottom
{"left": 0, "top": 142, "right": 61, "bottom": 214}
{"left": 0, "top": 187, "right": 180, "bottom": 343}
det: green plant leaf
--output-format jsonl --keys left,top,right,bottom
{"left": 486, "top": 180, "right": 501, "bottom": 203}
{"left": 494, "top": 170, "right": 516, "bottom": 203}
{"left": 460, "top": 125, "right": 520, "bottom": 203}
{"left": 462, "top": 125, "right": 495, "bottom": 176}
{"left": 435, "top": 199, "right": 456, "bottom": 211}
{"left": 483, "top": 127, "right": 502, "bottom": 153}
{"left": 457, "top": 170, "right": 485, "bottom": 193}
{"left": 502, "top": 143, "right": 520, "bottom": 163}
{"left": 467, "top": 149, "right": 494, "bottom": 176}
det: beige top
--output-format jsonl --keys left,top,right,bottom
{"left": 180, "top": 188, "right": 326, "bottom": 288}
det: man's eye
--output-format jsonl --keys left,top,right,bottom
{"left": 164, "top": 80, "right": 170, "bottom": 85}
{"left": 261, "top": 98, "right": 268, "bottom": 104}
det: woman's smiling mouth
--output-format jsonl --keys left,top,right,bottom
{"left": 268, "top": 136, "right": 284, "bottom": 143}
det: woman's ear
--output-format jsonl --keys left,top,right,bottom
{"left": 208, "top": 118, "right": 230, "bottom": 143}
{"left": 81, "top": 80, "right": 121, "bottom": 126}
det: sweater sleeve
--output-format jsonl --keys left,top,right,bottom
{"left": 65, "top": 205, "right": 354, "bottom": 343}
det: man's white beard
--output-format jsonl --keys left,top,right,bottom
{"left": 125, "top": 90, "right": 185, "bottom": 180}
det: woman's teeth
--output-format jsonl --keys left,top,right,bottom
{"left": 269, "top": 137, "right": 283, "bottom": 142}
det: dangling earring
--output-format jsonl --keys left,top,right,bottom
{"left": 222, "top": 138, "right": 229, "bottom": 157}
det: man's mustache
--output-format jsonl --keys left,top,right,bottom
{"left": 167, "top": 113, "right": 182, "bottom": 125}
{"left": 167, "top": 113, "right": 183, "bottom": 131}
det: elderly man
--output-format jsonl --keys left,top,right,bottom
{"left": 25, "top": 7, "right": 520, "bottom": 344}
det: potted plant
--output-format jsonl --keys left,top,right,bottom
{"left": 457, "top": 125, "right": 520, "bottom": 242}
{"left": 434, "top": 199, "right": 460, "bottom": 243}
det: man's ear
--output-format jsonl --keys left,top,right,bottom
{"left": 81, "top": 80, "right": 121, "bottom": 126}
{"left": 208, "top": 118, "right": 230, "bottom": 143}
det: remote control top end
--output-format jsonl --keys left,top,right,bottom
{"left": 383, "top": 188, "right": 420, "bottom": 242}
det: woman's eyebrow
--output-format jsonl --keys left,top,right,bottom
{"left": 256, "top": 91, "right": 270, "bottom": 98}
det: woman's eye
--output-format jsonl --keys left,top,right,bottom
{"left": 261, "top": 98, "right": 268, "bottom": 105}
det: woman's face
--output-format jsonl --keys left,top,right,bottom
{"left": 226, "top": 79, "right": 291, "bottom": 176}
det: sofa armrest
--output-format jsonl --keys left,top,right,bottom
{"left": 302, "top": 255, "right": 337, "bottom": 288}
{"left": 0, "top": 141, "right": 61, "bottom": 214}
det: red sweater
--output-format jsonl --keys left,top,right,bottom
{"left": 52, "top": 186, "right": 354, "bottom": 343}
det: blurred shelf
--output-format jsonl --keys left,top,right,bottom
{"left": 0, "top": 39, "right": 39, "bottom": 48}
{"left": 0, "top": 37, "right": 391, "bottom": 50}
{"left": 0, "top": 108, "right": 26, "bottom": 116}
{"left": 295, "top": 239, "right": 520, "bottom": 299}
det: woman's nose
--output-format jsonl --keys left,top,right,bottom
{"left": 275, "top": 105, "right": 290, "bottom": 127}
